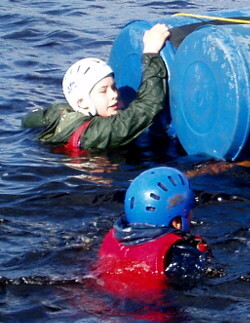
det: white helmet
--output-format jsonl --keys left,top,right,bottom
{"left": 62, "top": 58, "right": 113, "bottom": 116}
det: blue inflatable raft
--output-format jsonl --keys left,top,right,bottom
{"left": 109, "top": 9, "right": 250, "bottom": 160}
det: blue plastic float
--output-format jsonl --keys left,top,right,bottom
{"left": 170, "top": 23, "right": 250, "bottom": 160}
{"left": 109, "top": 9, "right": 250, "bottom": 160}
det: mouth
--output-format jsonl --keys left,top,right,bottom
{"left": 109, "top": 103, "right": 118, "bottom": 110}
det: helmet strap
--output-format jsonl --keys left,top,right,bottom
{"left": 76, "top": 97, "right": 97, "bottom": 116}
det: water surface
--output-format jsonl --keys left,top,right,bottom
{"left": 0, "top": 1, "right": 250, "bottom": 322}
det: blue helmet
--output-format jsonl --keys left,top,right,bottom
{"left": 124, "top": 167, "right": 194, "bottom": 232}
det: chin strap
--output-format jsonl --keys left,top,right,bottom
{"left": 74, "top": 101, "right": 97, "bottom": 117}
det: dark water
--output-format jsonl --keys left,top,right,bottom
{"left": 1, "top": 0, "right": 250, "bottom": 322}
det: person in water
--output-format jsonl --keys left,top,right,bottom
{"left": 96, "top": 167, "right": 221, "bottom": 299}
{"left": 22, "top": 23, "right": 170, "bottom": 150}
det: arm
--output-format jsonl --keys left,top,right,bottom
{"left": 165, "top": 235, "right": 224, "bottom": 285}
{"left": 165, "top": 239, "right": 209, "bottom": 279}
{"left": 22, "top": 107, "right": 50, "bottom": 128}
{"left": 81, "top": 24, "right": 170, "bottom": 149}
{"left": 22, "top": 103, "right": 68, "bottom": 128}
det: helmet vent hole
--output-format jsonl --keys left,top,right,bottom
{"left": 178, "top": 174, "right": 185, "bottom": 185}
{"left": 130, "top": 197, "right": 135, "bottom": 209}
{"left": 84, "top": 67, "right": 90, "bottom": 74}
{"left": 157, "top": 182, "right": 168, "bottom": 191}
{"left": 146, "top": 206, "right": 156, "bottom": 212}
{"left": 168, "top": 176, "right": 177, "bottom": 186}
{"left": 150, "top": 193, "right": 160, "bottom": 200}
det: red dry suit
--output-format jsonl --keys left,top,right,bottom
{"left": 96, "top": 217, "right": 209, "bottom": 300}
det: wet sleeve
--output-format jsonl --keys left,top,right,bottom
{"left": 81, "top": 54, "right": 167, "bottom": 149}
{"left": 165, "top": 237, "right": 224, "bottom": 285}
{"left": 22, "top": 104, "right": 68, "bottom": 128}
{"left": 22, "top": 108, "right": 50, "bottom": 128}
{"left": 165, "top": 243, "right": 208, "bottom": 282}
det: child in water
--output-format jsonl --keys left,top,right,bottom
{"left": 22, "top": 24, "right": 170, "bottom": 150}
{"left": 96, "top": 167, "right": 221, "bottom": 299}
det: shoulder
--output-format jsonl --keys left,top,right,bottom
{"left": 46, "top": 102, "right": 72, "bottom": 114}
{"left": 22, "top": 103, "right": 69, "bottom": 128}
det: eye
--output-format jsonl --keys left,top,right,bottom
{"left": 99, "top": 87, "right": 107, "bottom": 94}
{"left": 111, "top": 84, "right": 118, "bottom": 92}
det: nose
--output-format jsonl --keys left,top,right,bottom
{"left": 109, "top": 86, "right": 118, "bottom": 100}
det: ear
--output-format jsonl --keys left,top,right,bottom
{"left": 171, "top": 217, "right": 182, "bottom": 230}
{"left": 77, "top": 98, "right": 89, "bottom": 110}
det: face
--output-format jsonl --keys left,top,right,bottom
{"left": 89, "top": 76, "right": 120, "bottom": 117}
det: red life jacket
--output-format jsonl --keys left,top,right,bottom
{"left": 53, "top": 120, "right": 91, "bottom": 157}
{"left": 66, "top": 120, "right": 91, "bottom": 149}
{"left": 99, "top": 228, "right": 182, "bottom": 276}
{"left": 96, "top": 228, "right": 182, "bottom": 300}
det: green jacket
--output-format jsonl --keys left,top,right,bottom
{"left": 22, "top": 54, "right": 167, "bottom": 150}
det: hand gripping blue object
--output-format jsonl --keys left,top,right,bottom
{"left": 124, "top": 167, "right": 194, "bottom": 232}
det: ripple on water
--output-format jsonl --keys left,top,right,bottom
{"left": 0, "top": 0, "right": 250, "bottom": 322}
